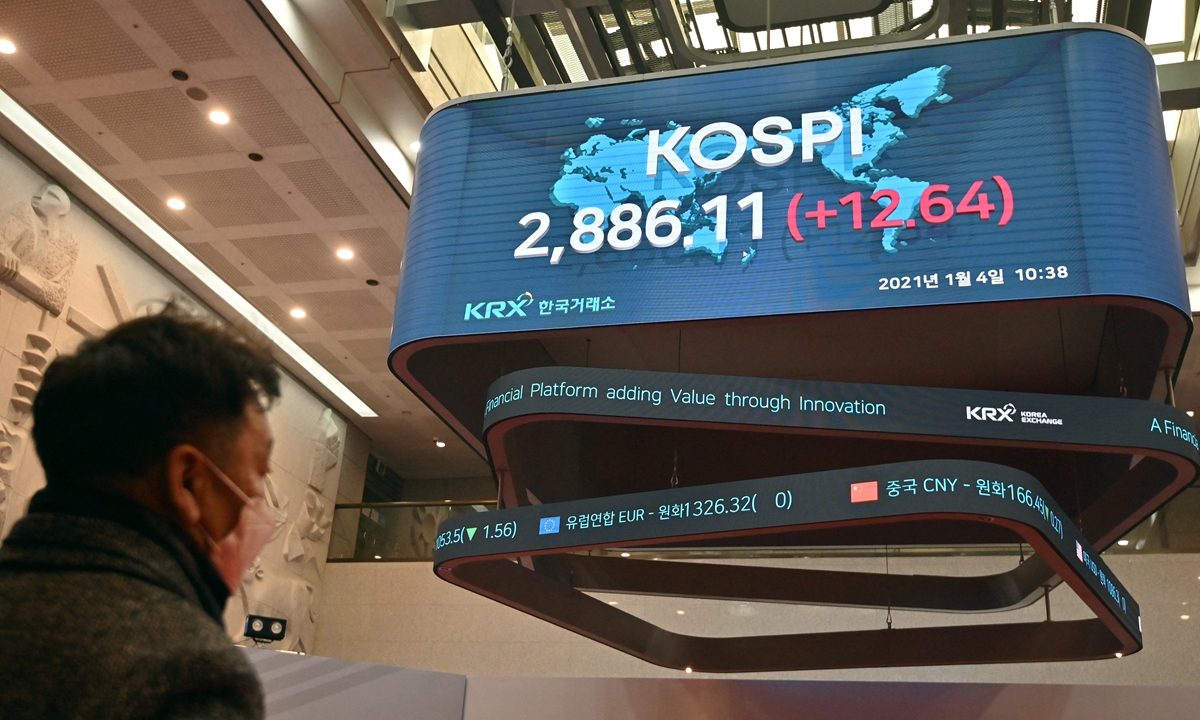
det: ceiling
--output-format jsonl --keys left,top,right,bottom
{"left": 0, "top": 0, "right": 487, "bottom": 479}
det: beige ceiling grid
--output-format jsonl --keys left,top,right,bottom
{"left": 0, "top": 0, "right": 484, "bottom": 476}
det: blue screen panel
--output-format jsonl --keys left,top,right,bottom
{"left": 393, "top": 26, "right": 1187, "bottom": 357}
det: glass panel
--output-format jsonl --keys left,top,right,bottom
{"left": 328, "top": 504, "right": 494, "bottom": 561}
{"left": 1146, "top": 0, "right": 1186, "bottom": 45}
{"left": 1110, "top": 487, "right": 1200, "bottom": 553}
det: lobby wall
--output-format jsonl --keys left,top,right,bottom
{"left": 314, "top": 552, "right": 1200, "bottom": 685}
{"left": 0, "top": 135, "right": 351, "bottom": 654}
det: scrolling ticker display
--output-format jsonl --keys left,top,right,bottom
{"left": 429, "top": 366, "right": 1200, "bottom": 670}
{"left": 481, "top": 366, "right": 1199, "bottom": 553}
{"left": 397, "top": 24, "right": 1196, "bottom": 672}
{"left": 434, "top": 460, "right": 1142, "bottom": 672}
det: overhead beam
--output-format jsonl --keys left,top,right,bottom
{"left": 515, "top": 15, "right": 565, "bottom": 83}
{"left": 1160, "top": 61, "right": 1200, "bottom": 110}
{"left": 1105, "top": 0, "right": 1155, "bottom": 38}
{"left": 608, "top": 0, "right": 652, "bottom": 74}
{"left": 948, "top": 0, "right": 969, "bottom": 34}
{"left": 549, "top": 0, "right": 614, "bottom": 79}
{"left": 468, "top": 0, "right": 537, "bottom": 87}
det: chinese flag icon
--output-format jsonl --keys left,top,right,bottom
{"left": 850, "top": 481, "right": 879, "bottom": 503}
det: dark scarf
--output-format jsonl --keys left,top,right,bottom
{"left": 23, "top": 484, "right": 231, "bottom": 622}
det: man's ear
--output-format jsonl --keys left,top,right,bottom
{"left": 164, "top": 444, "right": 206, "bottom": 530}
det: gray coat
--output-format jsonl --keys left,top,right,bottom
{"left": 0, "top": 487, "right": 264, "bottom": 719}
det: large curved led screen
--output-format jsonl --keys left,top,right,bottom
{"left": 393, "top": 26, "right": 1186, "bottom": 352}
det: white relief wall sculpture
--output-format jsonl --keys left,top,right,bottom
{"left": 298, "top": 490, "right": 333, "bottom": 543}
{"left": 282, "top": 489, "right": 331, "bottom": 576}
{"left": 279, "top": 409, "right": 341, "bottom": 571}
{"left": 0, "top": 184, "right": 80, "bottom": 316}
{"left": 263, "top": 474, "right": 289, "bottom": 540}
{"left": 228, "top": 403, "right": 347, "bottom": 652}
{"left": 9, "top": 327, "right": 51, "bottom": 415}
{"left": 308, "top": 408, "right": 340, "bottom": 493}
{"left": 0, "top": 420, "right": 22, "bottom": 536}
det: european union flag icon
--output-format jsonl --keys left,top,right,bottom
{"left": 539, "top": 516, "right": 561, "bottom": 535}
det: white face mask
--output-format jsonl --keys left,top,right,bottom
{"left": 197, "top": 454, "right": 275, "bottom": 592}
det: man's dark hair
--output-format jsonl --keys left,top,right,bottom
{"left": 32, "top": 308, "right": 281, "bottom": 488}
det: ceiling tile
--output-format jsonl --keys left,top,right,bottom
{"left": 229, "top": 233, "right": 354, "bottom": 284}
{"left": 113, "top": 178, "right": 191, "bottom": 232}
{"left": 279, "top": 158, "right": 368, "bottom": 218}
{"left": 289, "top": 289, "right": 392, "bottom": 331}
{"left": 0, "top": 60, "right": 29, "bottom": 88}
{"left": 340, "top": 337, "right": 392, "bottom": 372}
{"left": 81, "top": 87, "right": 233, "bottom": 161}
{"left": 299, "top": 341, "right": 352, "bottom": 376}
{"left": 239, "top": 115, "right": 310, "bottom": 151}
{"left": 246, "top": 295, "right": 305, "bottom": 334}
{"left": 345, "top": 381, "right": 389, "bottom": 413}
{"left": 0, "top": 0, "right": 155, "bottom": 80}
{"left": 127, "top": 0, "right": 235, "bottom": 63}
{"left": 339, "top": 226, "right": 403, "bottom": 276}
{"left": 31, "top": 103, "right": 117, "bottom": 167}
{"left": 161, "top": 167, "right": 299, "bottom": 227}
{"left": 188, "top": 241, "right": 251, "bottom": 287}
{"left": 206, "top": 76, "right": 308, "bottom": 148}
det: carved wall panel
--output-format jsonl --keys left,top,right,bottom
{"left": 0, "top": 137, "right": 349, "bottom": 654}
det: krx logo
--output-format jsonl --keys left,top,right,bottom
{"left": 966, "top": 402, "right": 1016, "bottom": 422}
{"left": 465, "top": 292, "right": 533, "bottom": 321}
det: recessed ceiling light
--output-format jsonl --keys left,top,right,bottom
{"left": 336, "top": 248, "right": 354, "bottom": 260}
{"left": 0, "top": 40, "right": 16, "bottom": 55}
{"left": 410, "top": 141, "right": 421, "bottom": 153}
{"left": 1189, "top": 411, "right": 1195, "bottom": 417}
{"left": 1183, "top": 614, "right": 1191, "bottom": 620}
{"left": 608, "top": 601, "right": 619, "bottom": 605}
{"left": 435, "top": 439, "right": 446, "bottom": 448}
{"left": 209, "top": 110, "right": 230, "bottom": 124}
{"left": 289, "top": 308, "right": 306, "bottom": 319}
{"left": 1117, "top": 539, "right": 1130, "bottom": 546}
{"left": 676, "top": 610, "right": 685, "bottom": 615}
{"left": 166, "top": 198, "right": 186, "bottom": 210}
{"left": 685, "top": 667, "right": 693, "bottom": 674}
{"left": 620, "top": 552, "right": 630, "bottom": 557}
{"left": 1115, "top": 653, "right": 1123, "bottom": 658}
{"left": 374, "top": 555, "right": 382, "bottom": 559}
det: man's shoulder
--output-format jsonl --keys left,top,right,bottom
{"left": 0, "top": 511, "right": 263, "bottom": 720}
{"left": 0, "top": 567, "right": 262, "bottom": 719}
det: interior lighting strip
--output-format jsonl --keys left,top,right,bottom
{"left": 0, "top": 88, "right": 377, "bottom": 418}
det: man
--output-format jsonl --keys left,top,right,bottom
{"left": 0, "top": 309, "right": 279, "bottom": 719}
